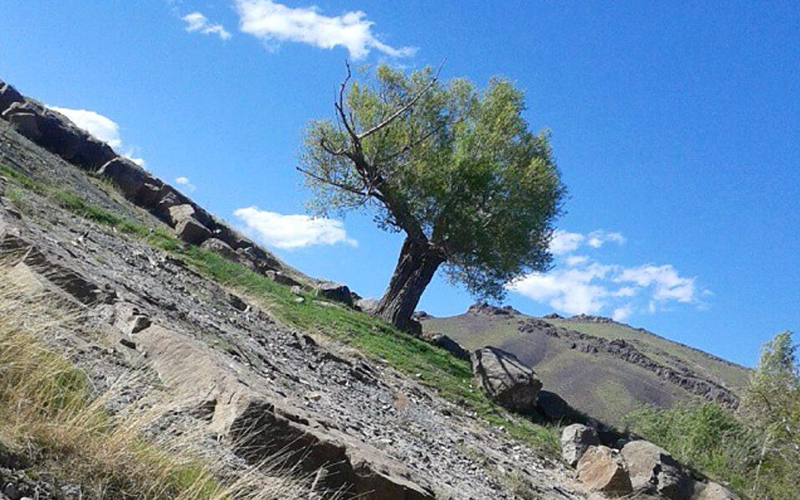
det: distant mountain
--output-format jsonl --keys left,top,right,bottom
{"left": 421, "top": 304, "right": 750, "bottom": 427}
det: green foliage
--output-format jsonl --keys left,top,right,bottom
{"left": 625, "top": 331, "right": 800, "bottom": 500}
{"left": 301, "top": 65, "right": 566, "bottom": 300}
{"left": 624, "top": 403, "right": 757, "bottom": 492}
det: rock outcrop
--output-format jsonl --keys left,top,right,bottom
{"left": 316, "top": 282, "right": 354, "bottom": 307}
{"left": 518, "top": 318, "right": 739, "bottom": 408}
{"left": 576, "top": 445, "right": 633, "bottom": 497}
{"left": 621, "top": 440, "right": 694, "bottom": 500}
{"left": 561, "top": 423, "right": 600, "bottom": 467}
{"left": 472, "top": 346, "right": 542, "bottom": 412}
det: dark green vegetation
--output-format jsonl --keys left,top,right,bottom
{"left": 423, "top": 310, "right": 750, "bottom": 427}
{"left": 0, "top": 163, "right": 560, "bottom": 454}
{"left": 301, "top": 64, "right": 565, "bottom": 330}
{"left": 624, "top": 331, "right": 800, "bottom": 500}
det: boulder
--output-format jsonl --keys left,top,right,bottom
{"left": 621, "top": 440, "right": 693, "bottom": 500}
{"left": 576, "top": 445, "right": 633, "bottom": 497}
{"left": 0, "top": 79, "right": 24, "bottom": 114}
{"left": 200, "top": 238, "right": 239, "bottom": 262}
{"left": 167, "top": 203, "right": 196, "bottom": 227}
{"left": 537, "top": 390, "right": 578, "bottom": 422}
{"left": 471, "top": 346, "right": 542, "bottom": 413}
{"left": 429, "top": 334, "right": 470, "bottom": 362}
{"left": 265, "top": 270, "right": 303, "bottom": 288}
{"left": 3, "top": 101, "right": 116, "bottom": 170}
{"left": 98, "top": 157, "right": 149, "bottom": 199}
{"left": 691, "top": 481, "right": 739, "bottom": 500}
{"left": 175, "top": 217, "right": 211, "bottom": 245}
{"left": 561, "top": 423, "right": 600, "bottom": 467}
{"left": 316, "top": 282, "right": 354, "bottom": 307}
{"left": 356, "top": 298, "right": 379, "bottom": 314}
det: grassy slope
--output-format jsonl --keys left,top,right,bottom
{"left": 0, "top": 163, "right": 560, "bottom": 455}
{"left": 423, "top": 312, "right": 750, "bottom": 427}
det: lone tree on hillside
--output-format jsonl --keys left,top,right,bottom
{"left": 299, "top": 63, "right": 566, "bottom": 331}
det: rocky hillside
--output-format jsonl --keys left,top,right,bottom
{"left": 422, "top": 304, "right": 750, "bottom": 427}
{"left": 0, "top": 79, "right": 594, "bottom": 499}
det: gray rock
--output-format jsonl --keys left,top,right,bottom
{"left": 316, "top": 282, "right": 354, "bottom": 307}
{"left": 200, "top": 238, "right": 239, "bottom": 262}
{"left": 429, "top": 334, "right": 470, "bottom": 362}
{"left": 175, "top": 217, "right": 211, "bottom": 245}
{"left": 471, "top": 346, "right": 542, "bottom": 412}
{"left": 621, "top": 440, "right": 693, "bottom": 500}
{"left": 356, "top": 298, "right": 379, "bottom": 314}
{"left": 0, "top": 79, "right": 24, "bottom": 114}
{"left": 576, "top": 445, "right": 633, "bottom": 497}
{"left": 561, "top": 423, "right": 600, "bottom": 467}
{"left": 98, "top": 157, "right": 149, "bottom": 200}
{"left": 3, "top": 101, "right": 116, "bottom": 170}
{"left": 691, "top": 481, "right": 739, "bottom": 500}
{"left": 167, "top": 203, "right": 196, "bottom": 227}
{"left": 265, "top": 270, "right": 304, "bottom": 288}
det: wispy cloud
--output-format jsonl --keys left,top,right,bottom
{"left": 510, "top": 229, "right": 707, "bottom": 320}
{"left": 550, "top": 229, "right": 626, "bottom": 255}
{"left": 233, "top": 206, "right": 357, "bottom": 249}
{"left": 47, "top": 106, "right": 145, "bottom": 167}
{"left": 174, "top": 176, "right": 196, "bottom": 192}
{"left": 182, "top": 11, "right": 232, "bottom": 40}
{"left": 234, "top": 0, "right": 415, "bottom": 60}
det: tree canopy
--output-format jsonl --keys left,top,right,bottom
{"left": 300, "top": 63, "right": 565, "bottom": 328}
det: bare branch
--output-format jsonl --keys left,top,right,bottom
{"left": 296, "top": 167, "right": 368, "bottom": 198}
{"left": 356, "top": 60, "right": 445, "bottom": 141}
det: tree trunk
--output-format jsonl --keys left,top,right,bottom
{"left": 376, "top": 236, "right": 444, "bottom": 332}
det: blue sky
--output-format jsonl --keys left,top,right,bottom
{"left": 1, "top": 0, "right": 797, "bottom": 366}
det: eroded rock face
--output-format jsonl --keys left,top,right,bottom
{"left": 576, "top": 445, "right": 633, "bottom": 497}
{"left": 472, "top": 346, "right": 542, "bottom": 412}
{"left": 2, "top": 101, "right": 116, "bottom": 170}
{"left": 621, "top": 440, "right": 693, "bottom": 500}
{"left": 98, "top": 157, "right": 149, "bottom": 200}
{"left": 561, "top": 423, "right": 600, "bottom": 467}
{"left": 0, "top": 79, "right": 24, "bottom": 114}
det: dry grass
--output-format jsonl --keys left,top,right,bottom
{"left": 0, "top": 270, "right": 335, "bottom": 500}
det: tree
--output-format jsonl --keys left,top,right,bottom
{"left": 739, "top": 331, "right": 800, "bottom": 499}
{"left": 299, "top": 63, "right": 566, "bottom": 331}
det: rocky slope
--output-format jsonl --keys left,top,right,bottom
{"left": 422, "top": 304, "right": 750, "bottom": 427}
{"left": 0, "top": 79, "right": 591, "bottom": 499}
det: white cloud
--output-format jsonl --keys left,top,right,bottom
{"left": 612, "top": 304, "right": 633, "bottom": 322}
{"left": 182, "top": 12, "right": 232, "bottom": 40}
{"left": 48, "top": 106, "right": 146, "bottom": 167}
{"left": 233, "top": 206, "right": 357, "bottom": 249}
{"left": 513, "top": 230, "right": 708, "bottom": 320}
{"left": 565, "top": 255, "right": 589, "bottom": 267}
{"left": 615, "top": 264, "right": 696, "bottom": 304}
{"left": 550, "top": 229, "right": 625, "bottom": 255}
{"left": 550, "top": 230, "right": 585, "bottom": 255}
{"left": 510, "top": 263, "right": 614, "bottom": 315}
{"left": 587, "top": 230, "right": 626, "bottom": 248}
{"left": 174, "top": 176, "right": 196, "bottom": 192}
{"left": 48, "top": 107, "right": 122, "bottom": 148}
{"left": 234, "top": 0, "right": 415, "bottom": 60}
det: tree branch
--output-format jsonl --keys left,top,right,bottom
{"left": 356, "top": 60, "right": 445, "bottom": 141}
{"left": 296, "top": 167, "right": 368, "bottom": 198}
